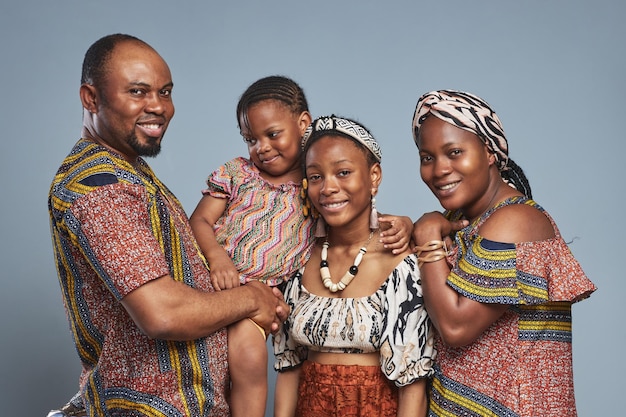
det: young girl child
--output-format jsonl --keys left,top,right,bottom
{"left": 273, "top": 115, "right": 437, "bottom": 417}
{"left": 189, "top": 77, "right": 412, "bottom": 417}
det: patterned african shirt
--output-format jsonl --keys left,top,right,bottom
{"left": 429, "top": 197, "right": 596, "bottom": 417}
{"left": 48, "top": 139, "right": 229, "bottom": 416}
{"left": 203, "top": 157, "right": 315, "bottom": 286}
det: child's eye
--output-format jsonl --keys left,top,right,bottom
{"left": 242, "top": 137, "right": 257, "bottom": 145}
{"left": 338, "top": 170, "right": 351, "bottom": 177}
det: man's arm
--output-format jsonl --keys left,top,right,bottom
{"left": 121, "top": 276, "right": 287, "bottom": 340}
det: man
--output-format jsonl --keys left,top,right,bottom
{"left": 48, "top": 34, "right": 287, "bottom": 416}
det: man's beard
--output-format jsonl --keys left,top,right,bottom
{"left": 129, "top": 133, "right": 162, "bottom": 158}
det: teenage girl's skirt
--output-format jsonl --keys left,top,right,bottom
{"left": 295, "top": 360, "right": 398, "bottom": 417}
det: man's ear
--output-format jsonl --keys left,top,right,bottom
{"left": 80, "top": 83, "right": 98, "bottom": 113}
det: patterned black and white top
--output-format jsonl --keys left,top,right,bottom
{"left": 273, "top": 254, "right": 435, "bottom": 387}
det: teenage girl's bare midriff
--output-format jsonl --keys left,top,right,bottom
{"left": 307, "top": 351, "right": 380, "bottom": 366}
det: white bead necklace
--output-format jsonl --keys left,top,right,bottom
{"left": 320, "top": 231, "right": 374, "bottom": 293}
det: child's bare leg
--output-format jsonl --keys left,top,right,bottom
{"left": 228, "top": 318, "right": 268, "bottom": 417}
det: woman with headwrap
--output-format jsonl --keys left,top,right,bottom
{"left": 410, "top": 90, "right": 596, "bottom": 416}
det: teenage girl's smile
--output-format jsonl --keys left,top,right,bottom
{"left": 305, "top": 135, "right": 379, "bottom": 229}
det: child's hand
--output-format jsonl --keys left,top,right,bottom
{"left": 208, "top": 253, "right": 241, "bottom": 291}
{"left": 378, "top": 214, "right": 414, "bottom": 254}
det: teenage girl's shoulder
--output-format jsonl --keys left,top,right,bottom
{"left": 480, "top": 200, "right": 555, "bottom": 244}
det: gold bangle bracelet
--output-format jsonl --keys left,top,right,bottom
{"left": 417, "top": 249, "right": 448, "bottom": 268}
{"left": 414, "top": 240, "right": 447, "bottom": 256}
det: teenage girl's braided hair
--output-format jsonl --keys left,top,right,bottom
{"left": 236, "top": 75, "right": 309, "bottom": 130}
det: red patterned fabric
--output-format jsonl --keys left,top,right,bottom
{"left": 295, "top": 361, "right": 399, "bottom": 417}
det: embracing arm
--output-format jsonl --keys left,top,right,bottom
{"left": 413, "top": 206, "right": 554, "bottom": 347}
{"left": 121, "top": 277, "right": 287, "bottom": 340}
{"left": 413, "top": 211, "right": 504, "bottom": 347}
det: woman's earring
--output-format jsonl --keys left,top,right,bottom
{"left": 370, "top": 192, "right": 379, "bottom": 230}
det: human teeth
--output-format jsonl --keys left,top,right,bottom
{"left": 440, "top": 182, "right": 457, "bottom": 190}
{"left": 140, "top": 124, "right": 160, "bottom": 129}
{"left": 324, "top": 202, "right": 343, "bottom": 208}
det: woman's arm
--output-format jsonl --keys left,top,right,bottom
{"left": 274, "top": 367, "right": 301, "bottom": 417}
{"left": 413, "top": 211, "right": 506, "bottom": 347}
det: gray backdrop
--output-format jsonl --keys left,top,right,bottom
{"left": 1, "top": 1, "right": 622, "bottom": 415}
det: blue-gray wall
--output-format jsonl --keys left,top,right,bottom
{"left": 1, "top": 1, "right": 621, "bottom": 415}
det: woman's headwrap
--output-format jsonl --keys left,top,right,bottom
{"left": 412, "top": 90, "right": 509, "bottom": 172}
{"left": 302, "top": 115, "right": 382, "bottom": 162}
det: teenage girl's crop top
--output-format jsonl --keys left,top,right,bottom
{"left": 273, "top": 254, "right": 435, "bottom": 386}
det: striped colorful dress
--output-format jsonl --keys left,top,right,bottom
{"left": 49, "top": 139, "right": 229, "bottom": 416}
{"left": 203, "top": 157, "right": 315, "bottom": 286}
{"left": 430, "top": 196, "right": 596, "bottom": 417}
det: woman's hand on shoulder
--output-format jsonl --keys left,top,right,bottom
{"left": 480, "top": 204, "right": 554, "bottom": 243}
{"left": 411, "top": 211, "right": 468, "bottom": 249}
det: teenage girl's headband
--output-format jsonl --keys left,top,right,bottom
{"left": 412, "top": 89, "right": 509, "bottom": 172}
{"left": 302, "top": 115, "right": 382, "bottom": 162}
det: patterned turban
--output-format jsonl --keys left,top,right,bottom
{"left": 302, "top": 115, "right": 382, "bottom": 162}
{"left": 412, "top": 90, "right": 509, "bottom": 172}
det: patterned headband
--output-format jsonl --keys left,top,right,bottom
{"left": 412, "top": 90, "right": 509, "bottom": 171}
{"left": 302, "top": 115, "right": 382, "bottom": 162}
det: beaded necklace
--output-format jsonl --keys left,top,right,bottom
{"left": 320, "top": 231, "right": 374, "bottom": 293}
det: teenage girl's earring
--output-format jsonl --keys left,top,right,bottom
{"left": 370, "top": 192, "right": 379, "bottom": 230}
{"left": 314, "top": 216, "right": 327, "bottom": 238}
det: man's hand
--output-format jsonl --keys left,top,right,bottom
{"left": 246, "top": 281, "right": 290, "bottom": 335}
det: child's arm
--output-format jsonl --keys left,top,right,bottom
{"left": 377, "top": 214, "right": 414, "bottom": 254}
{"left": 189, "top": 195, "right": 240, "bottom": 290}
{"left": 273, "top": 367, "right": 301, "bottom": 417}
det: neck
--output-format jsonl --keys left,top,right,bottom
{"left": 326, "top": 221, "right": 376, "bottom": 248}
{"left": 464, "top": 180, "right": 521, "bottom": 222}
